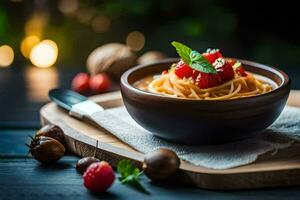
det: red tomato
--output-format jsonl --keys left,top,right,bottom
{"left": 214, "top": 59, "right": 234, "bottom": 82}
{"left": 72, "top": 73, "right": 90, "bottom": 94}
{"left": 175, "top": 60, "right": 199, "bottom": 79}
{"left": 89, "top": 73, "right": 111, "bottom": 93}
{"left": 202, "top": 49, "right": 222, "bottom": 64}
{"left": 196, "top": 72, "right": 222, "bottom": 89}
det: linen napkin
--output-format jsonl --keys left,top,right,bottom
{"left": 83, "top": 105, "right": 300, "bottom": 169}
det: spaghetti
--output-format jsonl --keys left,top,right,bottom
{"left": 134, "top": 42, "right": 274, "bottom": 100}
{"left": 143, "top": 70, "right": 273, "bottom": 100}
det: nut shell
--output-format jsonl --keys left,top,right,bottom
{"left": 143, "top": 148, "right": 180, "bottom": 181}
{"left": 76, "top": 157, "right": 100, "bottom": 174}
{"left": 87, "top": 43, "right": 137, "bottom": 78}
{"left": 30, "top": 136, "right": 65, "bottom": 164}
{"left": 36, "top": 124, "right": 66, "bottom": 147}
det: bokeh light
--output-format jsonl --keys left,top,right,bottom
{"left": 25, "top": 14, "right": 47, "bottom": 37}
{"left": 29, "top": 40, "right": 58, "bottom": 68}
{"left": 58, "top": 0, "right": 79, "bottom": 15}
{"left": 91, "top": 15, "right": 111, "bottom": 33}
{"left": 20, "top": 35, "right": 40, "bottom": 58}
{"left": 0, "top": 45, "right": 14, "bottom": 67}
{"left": 126, "top": 31, "right": 145, "bottom": 51}
{"left": 25, "top": 66, "right": 58, "bottom": 102}
{"left": 76, "top": 7, "right": 96, "bottom": 24}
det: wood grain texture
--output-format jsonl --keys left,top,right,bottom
{"left": 40, "top": 90, "right": 300, "bottom": 190}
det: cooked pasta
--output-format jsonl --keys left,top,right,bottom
{"left": 134, "top": 42, "right": 274, "bottom": 100}
{"left": 135, "top": 70, "right": 273, "bottom": 100}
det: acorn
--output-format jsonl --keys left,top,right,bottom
{"left": 143, "top": 148, "right": 180, "bottom": 181}
{"left": 27, "top": 136, "right": 65, "bottom": 164}
{"left": 36, "top": 124, "right": 66, "bottom": 147}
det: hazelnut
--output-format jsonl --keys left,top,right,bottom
{"left": 143, "top": 148, "right": 180, "bottom": 181}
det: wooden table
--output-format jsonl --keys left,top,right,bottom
{"left": 1, "top": 69, "right": 300, "bottom": 199}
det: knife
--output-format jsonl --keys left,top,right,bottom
{"left": 49, "top": 88, "right": 104, "bottom": 120}
{"left": 49, "top": 88, "right": 151, "bottom": 159}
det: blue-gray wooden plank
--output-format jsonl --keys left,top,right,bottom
{"left": 1, "top": 130, "right": 300, "bottom": 200}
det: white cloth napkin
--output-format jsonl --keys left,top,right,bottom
{"left": 87, "top": 105, "right": 300, "bottom": 169}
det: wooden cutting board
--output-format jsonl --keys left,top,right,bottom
{"left": 40, "top": 90, "right": 300, "bottom": 190}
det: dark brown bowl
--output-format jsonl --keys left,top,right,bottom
{"left": 120, "top": 58, "right": 291, "bottom": 145}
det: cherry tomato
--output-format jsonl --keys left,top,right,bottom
{"left": 89, "top": 73, "right": 111, "bottom": 93}
{"left": 214, "top": 59, "right": 234, "bottom": 82}
{"left": 202, "top": 49, "right": 222, "bottom": 64}
{"left": 175, "top": 60, "right": 199, "bottom": 79}
{"left": 196, "top": 72, "right": 222, "bottom": 89}
{"left": 72, "top": 73, "right": 90, "bottom": 94}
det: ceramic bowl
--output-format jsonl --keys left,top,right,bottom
{"left": 120, "top": 58, "right": 290, "bottom": 145}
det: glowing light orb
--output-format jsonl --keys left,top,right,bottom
{"left": 91, "top": 16, "right": 111, "bottom": 33}
{"left": 20, "top": 35, "right": 40, "bottom": 58}
{"left": 25, "top": 15, "right": 47, "bottom": 37}
{"left": 0, "top": 45, "right": 14, "bottom": 67}
{"left": 29, "top": 40, "right": 58, "bottom": 68}
{"left": 126, "top": 31, "right": 145, "bottom": 51}
{"left": 58, "top": 0, "right": 78, "bottom": 14}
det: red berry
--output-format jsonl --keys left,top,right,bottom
{"left": 213, "top": 58, "right": 234, "bottom": 82}
{"left": 196, "top": 72, "right": 221, "bottom": 89}
{"left": 89, "top": 73, "right": 111, "bottom": 93}
{"left": 202, "top": 49, "right": 222, "bottom": 64}
{"left": 175, "top": 60, "right": 199, "bottom": 79}
{"left": 83, "top": 161, "right": 115, "bottom": 193}
{"left": 72, "top": 73, "right": 90, "bottom": 94}
{"left": 236, "top": 66, "right": 248, "bottom": 77}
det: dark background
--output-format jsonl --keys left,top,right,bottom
{"left": 0, "top": 0, "right": 299, "bottom": 125}
{"left": 1, "top": 0, "right": 299, "bottom": 68}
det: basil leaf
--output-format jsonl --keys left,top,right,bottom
{"left": 171, "top": 41, "right": 217, "bottom": 74}
{"left": 190, "top": 62, "right": 217, "bottom": 74}
{"left": 117, "top": 159, "right": 150, "bottom": 194}
{"left": 189, "top": 50, "right": 217, "bottom": 74}
{"left": 189, "top": 50, "right": 202, "bottom": 62}
{"left": 121, "top": 174, "right": 136, "bottom": 184}
{"left": 171, "top": 41, "right": 192, "bottom": 64}
{"left": 117, "top": 159, "right": 133, "bottom": 178}
{"left": 130, "top": 178, "right": 150, "bottom": 194}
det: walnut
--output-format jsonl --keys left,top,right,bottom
{"left": 86, "top": 43, "right": 137, "bottom": 79}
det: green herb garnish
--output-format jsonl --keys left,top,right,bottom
{"left": 117, "top": 159, "right": 150, "bottom": 194}
{"left": 171, "top": 41, "right": 217, "bottom": 74}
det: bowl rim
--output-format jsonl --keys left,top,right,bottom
{"left": 120, "top": 58, "right": 290, "bottom": 103}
